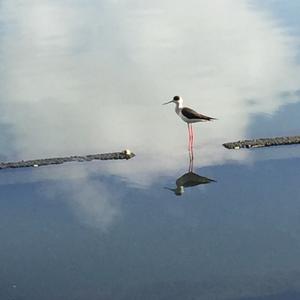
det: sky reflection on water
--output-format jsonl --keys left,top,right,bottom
{"left": 1, "top": 1, "right": 300, "bottom": 299}
{"left": 1, "top": 156, "right": 300, "bottom": 299}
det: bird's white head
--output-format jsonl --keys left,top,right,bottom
{"left": 163, "top": 95, "right": 183, "bottom": 107}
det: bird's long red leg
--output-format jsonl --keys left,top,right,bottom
{"left": 193, "top": 126, "right": 195, "bottom": 147}
{"left": 187, "top": 123, "right": 191, "bottom": 150}
{"left": 190, "top": 124, "right": 193, "bottom": 150}
{"left": 191, "top": 124, "right": 194, "bottom": 149}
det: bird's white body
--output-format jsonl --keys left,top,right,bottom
{"left": 176, "top": 106, "right": 206, "bottom": 123}
{"left": 173, "top": 97, "right": 212, "bottom": 123}
{"left": 174, "top": 98, "right": 190, "bottom": 122}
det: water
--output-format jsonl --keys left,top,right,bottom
{"left": 1, "top": 1, "right": 300, "bottom": 299}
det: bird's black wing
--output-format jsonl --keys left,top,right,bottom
{"left": 182, "top": 107, "right": 215, "bottom": 121}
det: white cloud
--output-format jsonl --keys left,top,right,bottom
{"left": 1, "top": 0, "right": 300, "bottom": 228}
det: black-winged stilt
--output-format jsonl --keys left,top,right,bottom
{"left": 163, "top": 96, "right": 216, "bottom": 149}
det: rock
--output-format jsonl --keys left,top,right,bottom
{"left": 0, "top": 150, "right": 136, "bottom": 170}
{"left": 223, "top": 135, "right": 300, "bottom": 150}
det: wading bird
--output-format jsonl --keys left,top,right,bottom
{"left": 163, "top": 96, "right": 216, "bottom": 149}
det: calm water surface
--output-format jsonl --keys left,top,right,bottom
{"left": 0, "top": 1, "right": 300, "bottom": 299}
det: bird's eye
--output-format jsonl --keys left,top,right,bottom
{"left": 173, "top": 96, "right": 180, "bottom": 101}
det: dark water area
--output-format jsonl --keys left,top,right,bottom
{"left": 0, "top": 154, "right": 300, "bottom": 299}
{"left": 1, "top": 0, "right": 300, "bottom": 299}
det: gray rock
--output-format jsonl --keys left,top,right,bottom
{"left": 0, "top": 150, "right": 135, "bottom": 170}
{"left": 223, "top": 136, "right": 300, "bottom": 149}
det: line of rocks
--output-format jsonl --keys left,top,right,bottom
{"left": 0, "top": 150, "right": 135, "bottom": 170}
{"left": 223, "top": 136, "right": 300, "bottom": 149}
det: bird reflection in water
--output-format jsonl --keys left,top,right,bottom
{"left": 165, "top": 147, "right": 216, "bottom": 196}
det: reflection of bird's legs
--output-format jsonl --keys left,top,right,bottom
{"left": 189, "top": 144, "right": 194, "bottom": 172}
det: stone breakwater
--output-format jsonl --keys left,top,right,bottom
{"left": 223, "top": 136, "right": 300, "bottom": 150}
{"left": 0, "top": 150, "right": 135, "bottom": 170}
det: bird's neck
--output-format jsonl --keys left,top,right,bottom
{"left": 175, "top": 101, "right": 183, "bottom": 114}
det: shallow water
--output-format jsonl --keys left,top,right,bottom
{"left": 1, "top": 1, "right": 300, "bottom": 299}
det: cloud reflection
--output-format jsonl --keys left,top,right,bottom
{"left": 59, "top": 178, "right": 121, "bottom": 231}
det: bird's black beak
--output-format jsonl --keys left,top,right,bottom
{"left": 162, "top": 100, "right": 174, "bottom": 105}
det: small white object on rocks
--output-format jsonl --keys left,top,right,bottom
{"left": 124, "top": 149, "right": 131, "bottom": 156}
